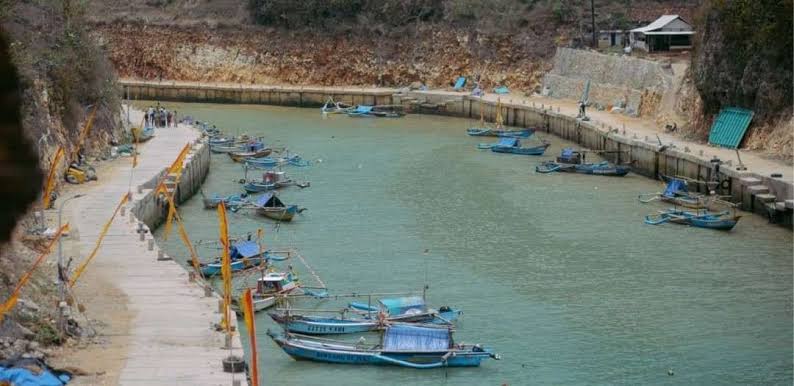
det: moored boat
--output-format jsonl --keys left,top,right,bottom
{"left": 536, "top": 160, "right": 630, "bottom": 176}
{"left": 490, "top": 137, "right": 550, "bottom": 156}
{"left": 267, "top": 324, "right": 499, "bottom": 368}
{"left": 254, "top": 192, "right": 302, "bottom": 222}
{"left": 639, "top": 177, "right": 707, "bottom": 209}
{"left": 644, "top": 208, "right": 740, "bottom": 231}
{"left": 199, "top": 240, "right": 266, "bottom": 277}
{"left": 201, "top": 191, "right": 249, "bottom": 209}
{"left": 243, "top": 170, "right": 294, "bottom": 193}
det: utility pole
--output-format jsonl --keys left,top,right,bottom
{"left": 591, "top": 0, "right": 597, "bottom": 48}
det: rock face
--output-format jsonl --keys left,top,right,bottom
{"left": 690, "top": 1, "right": 793, "bottom": 156}
{"left": 542, "top": 48, "right": 672, "bottom": 116}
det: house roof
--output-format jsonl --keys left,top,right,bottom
{"left": 643, "top": 31, "right": 695, "bottom": 35}
{"left": 631, "top": 15, "right": 688, "bottom": 33}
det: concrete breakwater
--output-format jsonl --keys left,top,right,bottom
{"left": 132, "top": 139, "right": 211, "bottom": 228}
{"left": 121, "top": 79, "right": 793, "bottom": 228}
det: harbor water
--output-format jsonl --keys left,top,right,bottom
{"left": 151, "top": 103, "right": 793, "bottom": 385}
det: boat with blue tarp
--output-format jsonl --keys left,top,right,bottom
{"left": 267, "top": 324, "right": 499, "bottom": 368}
{"left": 199, "top": 240, "right": 267, "bottom": 276}
{"left": 490, "top": 137, "right": 550, "bottom": 156}
{"left": 467, "top": 98, "right": 533, "bottom": 138}
{"left": 242, "top": 170, "right": 295, "bottom": 193}
{"left": 201, "top": 191, "right": 249, "bottom": 210}
{"left": 639, "top": 176, "right": 707, "bottom": 209}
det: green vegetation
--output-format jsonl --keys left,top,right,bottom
{"left": 692, "top": 0, "right": 793, "bottom": 119}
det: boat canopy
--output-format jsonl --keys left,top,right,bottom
{"left": 231, "top": 240, "right": 260, "bottom": 259}
{"left": 382, "top": 325, "right": 450, "bottom": 351}
{"left": 354, "top": 105, "right": 374, "bottom": 113}
{"left": 497, "top": 137, "right": 519, "bottom": 147}
{"left": 663, "top": 179, "right": 688, "bottom": 197}
{"left": 260, "top": 272, "right": 287, "bottom": 282}
{"left": 379, "top": 296, "right": 427, "bottom": 315}
{"left": 561, "top": 147, "right": 575, "bottom": 158}
{"left": 256, "top": 193, "right": 284, "bottom": 208}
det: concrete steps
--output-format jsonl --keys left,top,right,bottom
{"left": 739, "top": 177, "right": 793, "bottom": 226}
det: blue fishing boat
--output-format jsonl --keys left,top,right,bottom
{"left": 639, "top": 177, "right": 706, "bottom": 209}
{"left": 201, "top": 192, "right": 249, "bottom": 209}
{"left": 490, "top": 137, "right": 550, "bottom": 156}
{"left": 268, "top": 325, "right": 499, "bottom": 368}
{"left": 536, "top": 160, "right": 630, "bottom": 176}
{"left": 348, "top": 296, "right": 461, "bottom": 323}
{"left": 245, "top": 154, "right": 310, "bottom": 169}
{"left": 347, "top": 105, "right": 375, "bottom": 118}
{"left": 200, "top": 240, "right": 267, "bottom": 277}
{"left": 268, "top": 306, "right": 459, "bottom": 335}
{"left": 243, "top": 170, "right": 294, "bottom": 193}
{"left": 644, "top": 209, "right": 740, "bottom": 231}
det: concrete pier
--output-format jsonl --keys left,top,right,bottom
{"left": 120, "top": 78, "right": 793, "bottom": 228}
{"left": 68, "top": 117, "right": 247, "bottom": 385}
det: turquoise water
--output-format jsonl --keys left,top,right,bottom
{"left": 152, "top": 103, "right": 793, "bottom": 385}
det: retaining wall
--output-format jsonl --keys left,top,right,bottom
{"left": 132, "top": 139, "right": 211, "bottom": 228}
{"left": 120, "top": 80, "right": 793, "bottom": 228}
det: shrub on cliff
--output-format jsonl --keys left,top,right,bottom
{"left": 691, "top": 0, "right": 793, "bottom": 121}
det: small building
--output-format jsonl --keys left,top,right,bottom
{"left": 598, "top": 30, "right": 627, "bottom": 48}
{"left": 629, "top": 15, "right": 694, "bottom": 52}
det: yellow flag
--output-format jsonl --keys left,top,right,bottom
{"left": 69, "top": 194, "right": 128, "bottom": 287}
{"left": 0, "top": 224, "right": 69, "bottom": 321}
{"left": 42, "top": 146, "right": 64, "bottom": 209}
{"left": 163, "top": 202, "right": 175, "bottom": 241}
{"left": 217, "top": 202, "right": 232, "bottom": 333}
{"left": 241, "top": 289, "right": 259, "bottom": 386}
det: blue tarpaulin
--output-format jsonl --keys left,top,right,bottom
{"left": 453, "top": 77, "right": 466, "bottom": 90}
{"left": 379, "top": 296, "right": 427, "bottom": 315}
{"left": 663, "top": 179, "right": 688, "bottom": 198}
{"left": 561, "top": 147, "right": 574, "bottom": 158}
{"left": 497, "top": 137, "right": 519, "bottom": 147}
{"left": 382, "top": 325, "right": 450, "bottom": 351}
{"left": 354, "top": 105, "right": 374, "bottom": 113}
{"left": 231, "top": 240, "right": 260, "bottom": 259}
{"left": 494, "top": 86, "right": 509, "bottom": 94}
{"left": 0, "top": 363, "right": 70, "bottom": 386}
{"left": 256, "top": 192, "right": 284, "bottom": 208}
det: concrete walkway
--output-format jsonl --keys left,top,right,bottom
{"left": 64, "top": 112, "right": 247, "bottom": 385}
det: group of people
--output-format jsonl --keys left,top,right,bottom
{"left": 145, "top": 103, "right": 177, "bottom": 128}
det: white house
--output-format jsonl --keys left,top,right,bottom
{"left": 629, "top": 15, "right": 694, "bottom": 52}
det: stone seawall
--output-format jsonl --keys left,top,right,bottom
{"left": 132, "top": 139, "right": 211, "bottom": 229}
{"left": 120, "top": 79, "right": 793, "bottom": 228}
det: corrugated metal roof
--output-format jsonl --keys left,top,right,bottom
{"left": 708, "top": 107, "right": 754, "bottom": 149}
{"left": 643, "top": 31, "right": 695, "bottom": 35}
{"left": 631, "top": 15, "right": 681, "bottom": 33}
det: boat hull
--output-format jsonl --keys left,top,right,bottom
{"left": 200, "top": 256, "right": 265, "bottom": 277}
{"left": 491, "top": 143, "right": 550, "bottom": 156}
{"left": 229, "top": 148, "right": 272, "bottom": 162}
{"left": 256, "top": 205, "right": 298, "bottom": 221}
{"left": 269, "top": 334, "right": 493, "bottom": 368}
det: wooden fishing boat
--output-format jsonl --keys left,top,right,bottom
{"left": 490, "top": 137, "right": 550, "bottom": 156}
{"left": 267, "top": 325, "right": 500, "bottom": 368}
{"left": 644, "top": 209, "right": 740, "bottom": 231}
{"left": 199, "top": 240, "right": 266, "bottom": 277}
{"left": 201, "top": 192, "right": 249, "bottom": 209}
{"left": 229, "top": 148, "right": 272, "bottom": 162}
{"left": 269, "top": 296, "right": 460, "bottom": 335}
{"left": 639, "top": 177, "right": 707, "bottom": 209}
{"left": 467, "top": 98, "right": 531, "bottom": 137}
{"left": 245, "top": 154, "right": 309, "bottom": 169}
{"left": 242, "top": 170, "right": 294, "bottom": 193}
{"left": 254, "top": 192, "right": 302, "bottom": 221}
{"left": 536, "top": 160, "right": 630, "bottom": 176}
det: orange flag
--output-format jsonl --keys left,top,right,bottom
{"left": 0, "top": 224, "right": 69, "bottom": 321}
{"left": 217, "top": 202, "right": 232, "bottom": 333}
{"left": 42, "top": 147, "right": 64, "bottom": 209}
{"left": 241, "top": 289, "right": 259, "bottom": 386}
{"left": 69, "top": 194, "right": 129, "bottom": 287}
